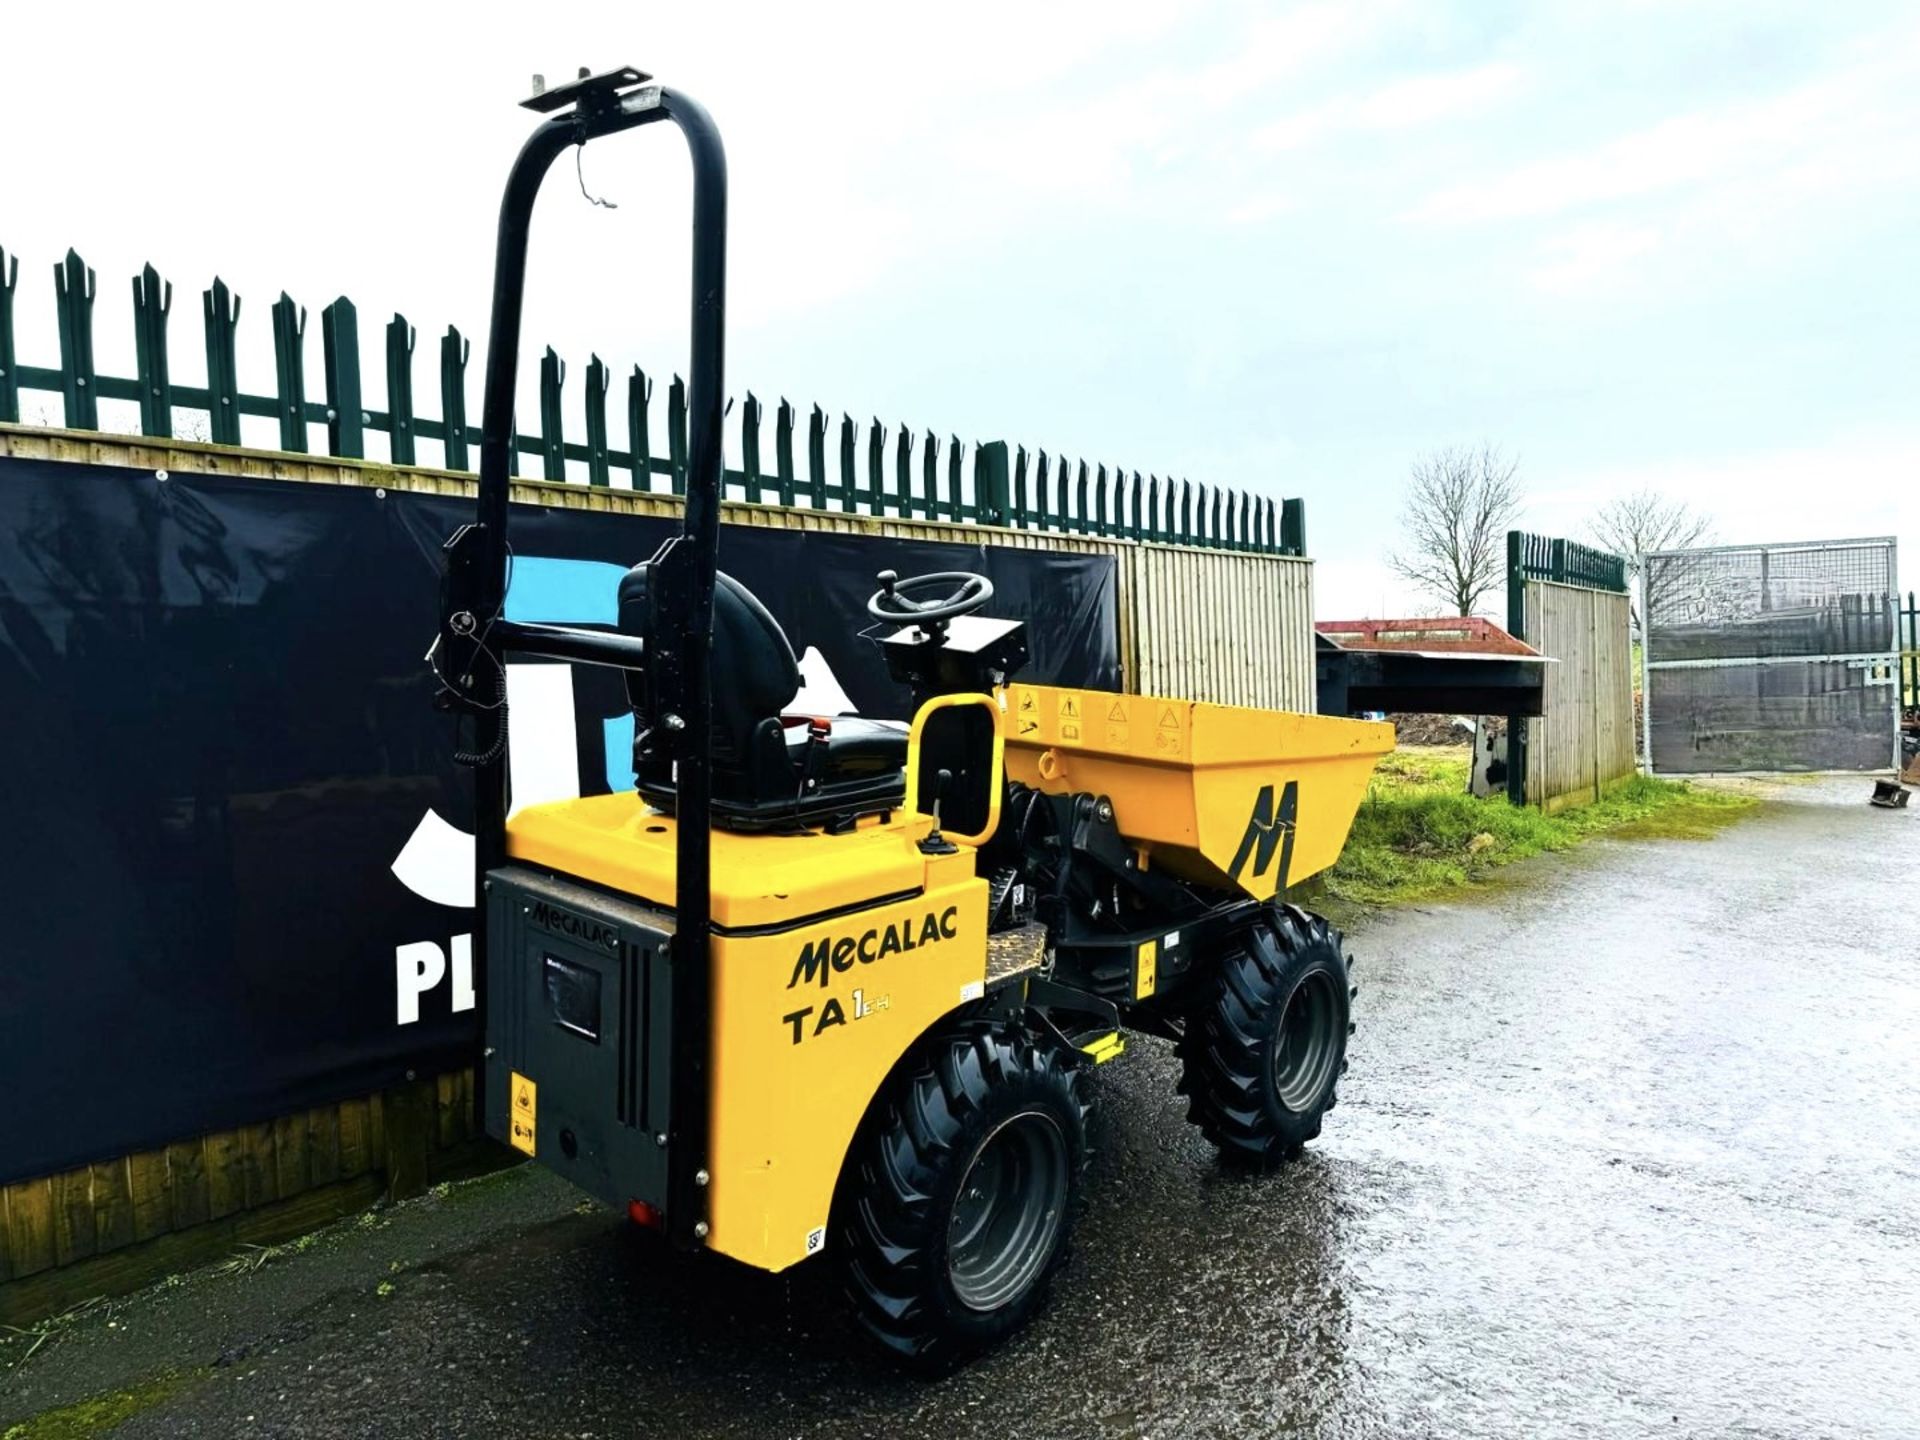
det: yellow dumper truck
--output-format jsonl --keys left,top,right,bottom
{"left": 430, "top": 65, "right": 1393, "bottom": 1367}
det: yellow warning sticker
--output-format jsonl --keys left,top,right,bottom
{"left": 1135, "top": 939, "right": 1157, "bottom": 999}
{"left": 1017, "top": 689, "right": 1039, "bottom": 714}
{"left": 509, "top": 1072, "right": 537, "bottom": 1156}
{"left": 1107, "top": 699, "right": 1129, "bottom": 724}
{"left": 1057, "top": 692, "right": 1082, "bottom": 720}
{"left": 1156, "top": 703, "right": 1181, "bottom": 731}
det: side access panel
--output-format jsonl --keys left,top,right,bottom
{"left": 485, "top": 866, "right": 677, "bottom": 1212}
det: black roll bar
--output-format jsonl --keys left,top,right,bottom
{"left": 454, "top": 71, "right": 726, "bottom": 1247}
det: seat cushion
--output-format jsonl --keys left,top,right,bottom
{"left": 787, "top": 717, "right": 909, "bottom": 782}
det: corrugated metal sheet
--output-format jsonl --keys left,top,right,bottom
{"left": 0, "top": 427, "right": 1318, "bottom": 713}
{"left": 1522, "top": 580, "right": 1635, "bottom": 810}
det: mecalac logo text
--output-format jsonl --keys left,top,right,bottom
{"left": 530, "top": 901, "right": 619, "bottom": 953}
{"left": 788, "top": 906, "right": 960, "bottom": 988}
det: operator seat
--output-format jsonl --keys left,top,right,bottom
{"left": 617, "top": 563, "right": 907, "bottom": 830}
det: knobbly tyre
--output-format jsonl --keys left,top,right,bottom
{"left": 429, "top": 64, "right": 1394, "bottom": 1369}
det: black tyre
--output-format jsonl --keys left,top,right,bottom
{"left": 835, "top": 1022, "right": 1087, "bottom": 1368}
{"left": 1176, "top": 904, "right": 1350, "bottom": 1168}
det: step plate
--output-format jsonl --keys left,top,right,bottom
{"left": 986, "top": 923, "right": 1049, "bottom": 987}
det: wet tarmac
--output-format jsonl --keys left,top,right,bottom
{"left": 3, "top": 777, "right": 1916, "bottom": 1438}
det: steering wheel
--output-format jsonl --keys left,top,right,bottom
{"left": 867, "top": 569, "right": 994, "bottom": 627}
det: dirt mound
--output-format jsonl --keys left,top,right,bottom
{"left": 1391, "top": 713, "right": 1502, "bottom": 747}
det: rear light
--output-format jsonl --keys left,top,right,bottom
{"left": 627, "top": 1198, "right": 662, "bottom": 1229}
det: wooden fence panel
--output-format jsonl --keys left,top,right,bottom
{"left": 0, "top": 1070, "right": 484, "bottom": 1326}
{"left": 1124, "top": 545, "right": 1315, "bottom": 712}
{"left": 1522, "top": 580, "right": 1635, "bottom": 810}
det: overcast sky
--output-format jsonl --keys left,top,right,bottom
{"left": 4, "top": 1, "right": 1915, "bottom": 617}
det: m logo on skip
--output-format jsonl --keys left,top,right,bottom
{"left": 1227, "top": 779, "right": 1299, "bottom": 890}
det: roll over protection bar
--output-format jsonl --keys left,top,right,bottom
{"left": 436, "top": 67, "right": 726, "bottom": 1246}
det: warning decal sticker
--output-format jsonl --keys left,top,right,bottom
{"left": 1057, "top": 690, "right": 1083, "bottom": 741}
{"left": 1154, "top": 702, "right": 1184, "bottom": 756}
{"left": 509, "top": 1072, "right": 537, "bottom": 1156}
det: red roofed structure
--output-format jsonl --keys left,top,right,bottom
{"left": 1314, "top": 617, "right": 1540, "bottom": 657}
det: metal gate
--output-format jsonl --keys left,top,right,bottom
{"left": 1642, "top": 537, "right": 1900, "bottom": 775}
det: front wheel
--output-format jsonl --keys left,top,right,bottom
{"left": 1176, "top": 905, "right": 1351, "bottom": 1168}
{"left": 834, "top": 1022, "right": 1087, "bottom": 1369}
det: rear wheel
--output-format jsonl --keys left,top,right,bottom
{"left": 835, "top": 1022, "right": 1087, "bottom": 1369}
{"left": 1176, "top": 905, "right": 1351, "bottom": 1168}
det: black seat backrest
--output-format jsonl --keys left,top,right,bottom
{"left": 618, "top": 564, "right": 801, "bottom": 762}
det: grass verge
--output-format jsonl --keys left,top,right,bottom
{"left": 1322, "top": 745, "right": 1758, "bottom": 911}
{"left": 1, "top": 1370, "right": 206, "bottom": 1440}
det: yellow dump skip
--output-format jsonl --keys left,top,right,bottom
{"left": 1000, "top": 685, "right": 1393, "bottom": 900}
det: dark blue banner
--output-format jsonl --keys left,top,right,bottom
{"left": 0, "top": 458, "right": 1118, "bottom": 1183}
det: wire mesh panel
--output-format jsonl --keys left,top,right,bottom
{"left": 1643, "top": 538, "right": 1900, "bottom": 773}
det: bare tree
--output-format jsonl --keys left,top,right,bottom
{"left": 1588, "top": 489, "right": 1714, "bottom": 634}
{"left": 1387, "top": 443, "right": 1524, "bottom": 616}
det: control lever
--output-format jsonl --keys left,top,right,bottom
{"left": 918, "top": 767, "right": 959, "bottom": 855}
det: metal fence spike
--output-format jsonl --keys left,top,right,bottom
{"left": 54, "top": 249, "right": 99, "bottom": 430}
{"left": 270, "top": 293, "right": 308, "bottom": 452}
{"left": 626, "top": 365, "right": 652, "bottom": 490}
{"left": 537, "top": 347, "right": 566, "bottom": 481}
{"left": 837, "top": 413, "right": 857, "bottom": 514}
{"left": 806, "top": 403, "right": 827, "bottom": 509}
{"left": 865, "top": 417, "right": 886, "bottom": 516}
{"left": 775, "top": 399, "right": 797, "bottom": 507}
{"left": 922, "top": 428, "right": 939, "bottom": 521}
{"left": 894, "top": 422, "right": 913, "bottom": 519}
{"left": 668, "top": 374, "right": 688, "bottom": 496}
{"left": 132, "top": 263, "right": 173, "bottom": 438}
{"left": 0, "top": 245, "right": 18, "bottom": 423}
{"left": 440, "top": 325, "right": 470, "bottom": 469}
{"left": 321, "top": 297, "right": 364, "bottom": 458}
{"left": 742, "top": 391, "right": 763, "bottom": 504}
{"left": 201, "top": 278, "right": 241, "bottom": 444}
{"left": 947, "top": 433, "right": 963, "bottom": 521}
{"left": 385, "top": 314, "right": 417, "bottom": 465}
{"left": 584, "top": 354, "right": 610, "bottom": 486}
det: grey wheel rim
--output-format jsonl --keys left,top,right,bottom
{"left": 947, "top": 1112, "right": 1068, "bottom": 1312}
{"left": 1272, "top": 969, "right": 1341, "bottom": 1112}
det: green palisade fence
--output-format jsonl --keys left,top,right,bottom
{"left": 1508, "top": 529, "right": 1628, "bottom": 594}
{"left": 0, "top": 244, "right": 1306, "bottom": 557}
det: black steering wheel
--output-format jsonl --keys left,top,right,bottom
{"left": 867, "top": 569, "right": 994, "bottom": 627}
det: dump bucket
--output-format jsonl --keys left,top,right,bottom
{"left": 1000, "top": 684, "right": 1394, "bottom": 901}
